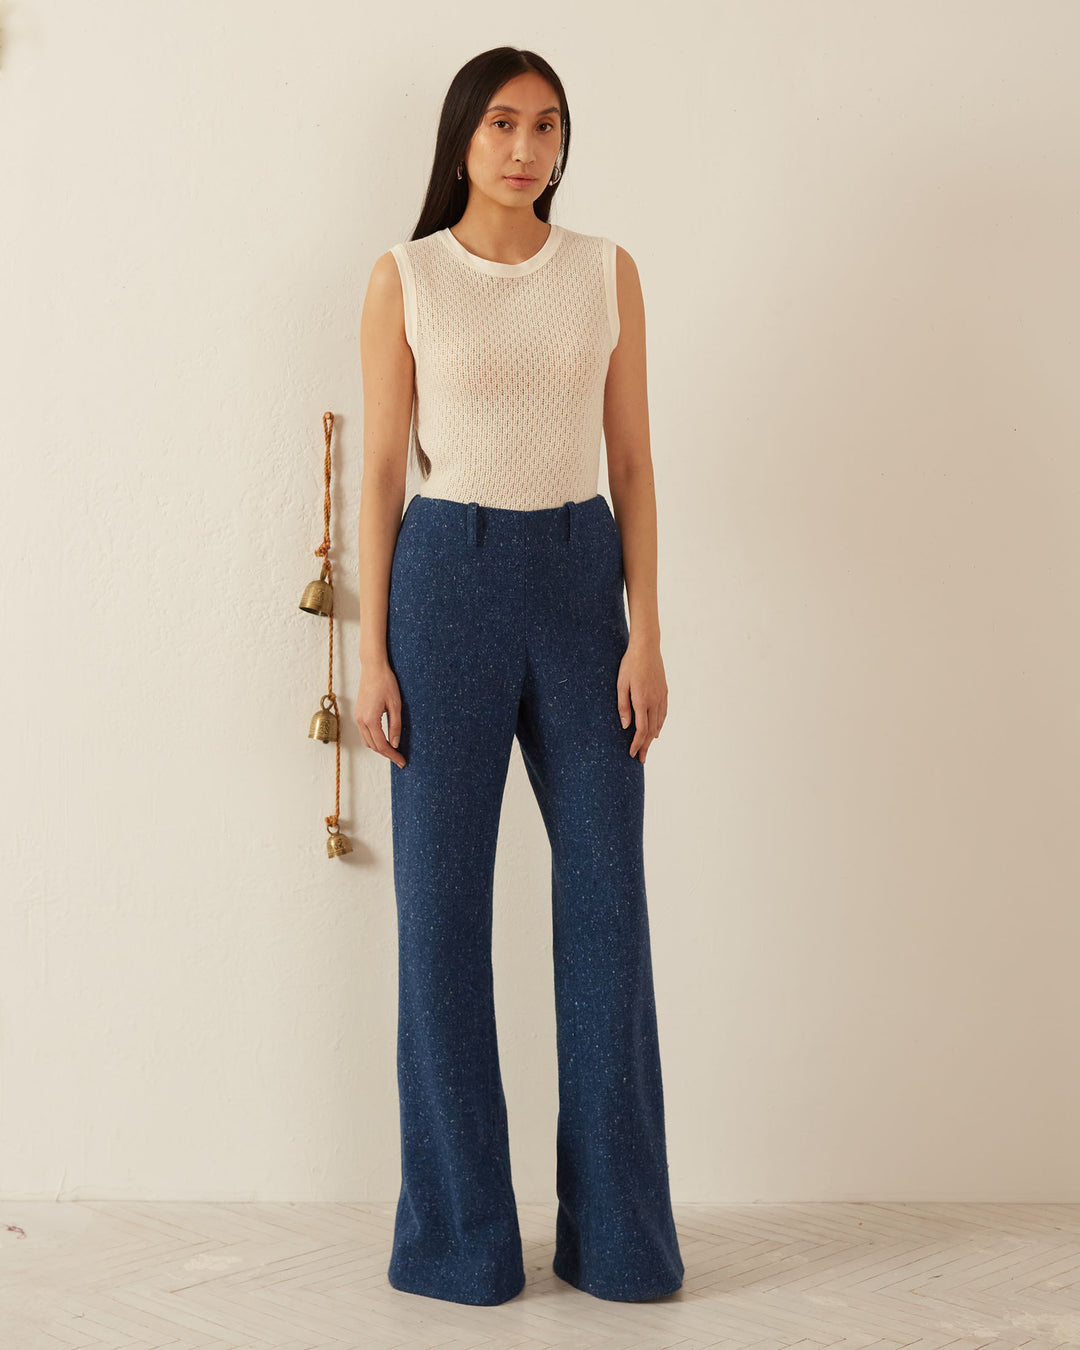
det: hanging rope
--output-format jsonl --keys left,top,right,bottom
{"left": 299, "top": 411, "right": 352, "bottom": 857}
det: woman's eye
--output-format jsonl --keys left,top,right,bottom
{"left": 493, "top": 119, "right": 555, "bottom": 132}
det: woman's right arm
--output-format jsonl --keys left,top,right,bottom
{"left": 353, "top": 249, "right": 414, "bottom": 767}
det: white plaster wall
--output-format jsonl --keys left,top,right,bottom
{"left": 3, "top": 0, "right": 1080, "bottom": 1203}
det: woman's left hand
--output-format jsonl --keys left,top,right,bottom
{"left": 617, "top": 635, "right": 668, "bottom": 763}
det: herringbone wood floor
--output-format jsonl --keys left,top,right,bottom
{"left": 3, "top": 1201, "right": 1080, "bottom": 1349}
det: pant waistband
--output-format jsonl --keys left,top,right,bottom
{"left": 405, "top": 492, "right": 607, "bottom": 547}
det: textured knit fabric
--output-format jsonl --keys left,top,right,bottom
{"left": 390, "top": 223, "right": 619, "bottom": 510}
{"left": 385, "top": 492, "right": 684, "bottom": 1306}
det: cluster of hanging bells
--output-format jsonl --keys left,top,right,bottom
{"left": 299, "top": 563, "right": 352, "bottom": 857}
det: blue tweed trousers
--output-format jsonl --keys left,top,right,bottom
{"left": 384, "top": 491, "right": 683, "bottom": 1306}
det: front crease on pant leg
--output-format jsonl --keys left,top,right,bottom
{"left": 515, "top": 494, "right": 685, "bottom": 1301}
{"left": 385, "top": 494, "right": 527, "bottom": 1306}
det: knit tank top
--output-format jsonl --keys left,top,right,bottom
{"left": 389, "top": 222, "right": 620, "bottom": 510}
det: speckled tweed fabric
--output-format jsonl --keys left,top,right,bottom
{"left": 384, "top": 490, "right": 683, "bottom": 1306}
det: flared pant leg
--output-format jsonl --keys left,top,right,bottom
{"left": 385, "top": 494, "right": 527, "bottom": 1306}
{"left": 514, "top": 496, "right": 684, "bottom": 1301}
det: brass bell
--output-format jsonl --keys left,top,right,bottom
{"left": 327, "top": 830, "right": 353, "bottom": 858}
{"left": 299, "top": 564, "right": 333, "bottom": 616}
{"left": 308, "top": 704, "right": 339, "bottom": 742}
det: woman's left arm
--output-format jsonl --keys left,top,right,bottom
{"left": 602, "top": 243, "right": 667, "bottom": 764}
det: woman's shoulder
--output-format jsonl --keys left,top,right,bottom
{"left": 388, "top": 230, "right": 445, "bottom": 260}
{"left": 566, "top": 228, "right": 636, "bottom": 280}
{"left": 555, "top": 223, "right": 619, "bottom": 249}
{"left": 555, "top": 226, "right": 630, "bottom": 287}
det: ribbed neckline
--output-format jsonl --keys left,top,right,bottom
{"left": 439, "top": 222, "right": 564, "bottom": 276}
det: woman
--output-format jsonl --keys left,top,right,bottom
{"left": 354, "top": 46, "right": 683, "bottom": 1307}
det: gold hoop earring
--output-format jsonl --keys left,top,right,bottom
{"left": 457, "top": 161, "right": 464, "bottom": 180}
{"left": 550, "top": 163, "right": 562, "bottom": 185}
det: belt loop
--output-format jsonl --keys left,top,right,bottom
{"left": 565, "top": 499, "right": 575, "bottom": 543}
{"left": 467, "top": 501, "right": 478, "bottom": 547}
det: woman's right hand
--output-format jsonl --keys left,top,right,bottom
{"left": 354, "top": 658, "right": 407, "bottom": 768}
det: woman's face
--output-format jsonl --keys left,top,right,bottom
{"left": 463, "top": 72, "right": 563, "bottom": 208}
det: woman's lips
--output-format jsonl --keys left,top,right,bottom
{"left": 505, "top": 176, "right": 536, "bottom": 187}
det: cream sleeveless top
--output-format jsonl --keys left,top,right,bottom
{"left": 389, "top": 222, "right": 620, "bottom": 510}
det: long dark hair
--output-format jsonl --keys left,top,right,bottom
{"left": 409, "top": 47, "right": 570, "bottom": 242}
